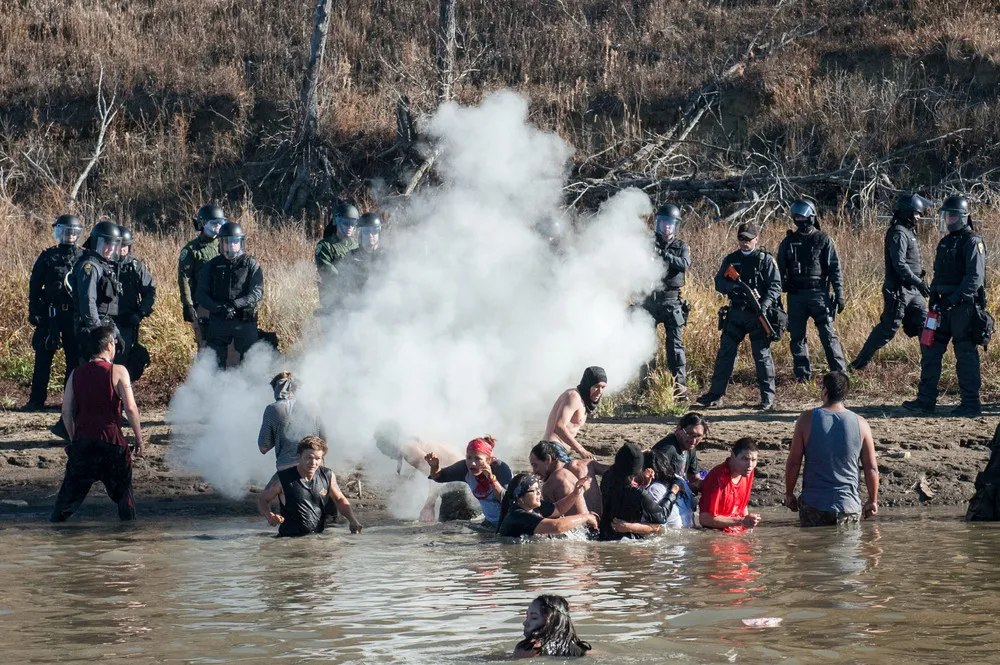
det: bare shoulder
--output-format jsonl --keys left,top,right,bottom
{"left": 564, "top": 388, "right": 583, "bottom": 407}
{"left": 566, "top": 459, "right": 590, "bottom": 478}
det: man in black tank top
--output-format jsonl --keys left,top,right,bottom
{"left": 257, "top": 436, "right": 363, "bottom": 537}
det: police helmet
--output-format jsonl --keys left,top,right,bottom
{"left": 939, "top": 195, "right": 970, "bottom": 233}
{"left": 89, "top": 220, "right": 122, "bottom": 260}
{"left": 118, "top": 226, "right": 134, "bottom": 247}
{"left": 334, "top": 201, "right": 360, "bottom": 237}
{"left": 218, "top": 221, "right": 245, "bottom": 259}
{"left": 654, "top": 204, "right": 682, "bottom": 237}
{"left": 358, "top": 212, "right": 382, "bottom": 251}
{"left": 53, "top": 214, "right": 83, "bottom": 245}
{"left": 195, "top": 204, "right": 226, "bottom": 235}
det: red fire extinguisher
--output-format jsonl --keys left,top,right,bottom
{"left": 920, "top": 306, "right": 940, "bottom": 348}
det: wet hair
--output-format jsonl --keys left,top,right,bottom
{"left": 497, "top": 473, "right": 540, "bottom": 533}
{"left": 823, "top": 371, "right": 850, "bottom": 403}
{"left": 515, "top": 595, "right": 591, "bottom": 657}
{"left": 529, "top": 440, "right": 572, "bottom": 464}
{"left": 296, "top": 435, "right": 328, "bottom": 457}
{"left": 643, "top": 449, "right": 676, "bottom": 485}
{"left": 677, "top": 412, "right": 709, "bottom": 436}
{"left": 599, "top": 443, "right": 644, "bottom": 539}
{"left": 731, "top": 438, "right": 758, "bottom": 457}
{"left": 88, "top": 324, "right": 117, "bottom": 358}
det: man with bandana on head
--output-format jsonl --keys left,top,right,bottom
{"left": 257, "top": 371, "right": 327, "bottom": 471}
{"left": 542, "top": 366, "right": 608, "bottom": 460}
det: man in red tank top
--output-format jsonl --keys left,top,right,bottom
{"left": 51, "top": 324, "right": 145, "bottom": 522}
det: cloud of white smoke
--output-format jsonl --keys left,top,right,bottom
{"left": 167, "top": 90, "right": 662, "bottom": 501}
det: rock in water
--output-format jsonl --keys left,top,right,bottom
{"left": 439, "top": 487, "right": 481, "bottom": 522}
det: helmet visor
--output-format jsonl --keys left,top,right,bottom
{"left": 359, "top": 228, "right": 380, "bottom": 250}
{"left": 939, "top": 210, "right": 967, "bottom": 233}
{"left": 221, "top": 237, "right": 244, "bottom": 259}
{"left": 336, "top": 217, "right": 358, "bottom": 237}
{"left": 203, "top": 219, "right": 224, "bottom": 237}
{"left": 654, "top": 216, "right": 679, "bottom": 237}
{"left": 54, "top": 224, "right": 81, "bottom": 245}
{"left": 95, "top": 237, "right": 121, "bottom": 260}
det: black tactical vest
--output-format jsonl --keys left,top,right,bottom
{"left": 43, "top": 245, "right": 83, "bottom": 307}
{"left": 883, "top": 224, "right": 921, "bottom": 290}
{"left": 783, "top": 230, "right": 825, "bottom": 289}
{"left": 208, "top": 255, "right": 256, "bottom": 314}
{"left": 657, "top": 239, "right": 687, "bottom": 290}
{"left": 933, "top": 229, "right": 982, "bottom": 288}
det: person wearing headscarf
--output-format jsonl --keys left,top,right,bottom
{"left": 599, "top": 443, "right": 668, "bottom": 540}
{"left": 425, "top": 436, "right": 513, "bottom": 529}
{"left": 257, "top": 371, "right": 326, "bottom": 470}
{"left": 542, "top": 366, "right": 608, "bottom": 460}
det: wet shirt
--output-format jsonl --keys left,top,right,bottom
{"left": 651, "top": 433, "right": 701, "bottom": 478}
{"left": 699, "top": 461, "right": 754, "bottom": 534}
{"left": 276, "top": 466, "right": 335, "bottom": 537}
{"left": 644, "top": 477, "right": 696, "bottom": 528}
{"left": 433, "top": 459, "right": 513, "bottom": 524}
{"left": 71, "top": 359, "right": 127, "bottom": 449}
{"left": 497, "top": 502, "right": 555, "bottom": 538}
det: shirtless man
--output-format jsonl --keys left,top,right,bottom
{"left": 528, "top": 441, "right": 608, "bottom": 515}
{"left": 373, "top": 421, "right": 469, "bottom": 522}
{"left": 543, "top": 366, "right": 607, "bottom": 459}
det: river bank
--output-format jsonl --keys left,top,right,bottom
{"left": 1, "top": 401, "right": 993, "bottom": 522}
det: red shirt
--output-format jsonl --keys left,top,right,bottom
{"left": 72, "top": 359, "right": 127, "bottom": 449}
{"left": 699, "top": 460, "right": 754, "bottom": 534}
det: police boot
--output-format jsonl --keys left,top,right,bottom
{"left": 755, "top": 399, "right": 775, "bottom": 412}
{"left": 20, "top": 401, "right": 46, "bottom": 412}
{"left": 951, "top": 403, "right": 982, "bottom": 418}
{"left": 901, "top": 399, "right": 935, "bottom": 415}
{"left": 696, "top": 393, "right": 724, "bottom": 408}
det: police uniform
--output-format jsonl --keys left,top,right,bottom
{"left": 916, "top": 228, "right": 987, "bottom": 409}
{"left": 72, "top": 250, "right": 121, "bottom": 347}
{"left": 113, "top": 254, "right": 156, "bottom": 377}
{"left": 705, "top": 247, "right": 782, "bottom": 406}
{"left": 642, "top": 237, "right": 691, "bottom": 389}
{"left": 315, "top": 234, "right": 360, "bottom": 314}
{"left": 777, "top": 229, "right": 847, "bottom": 380}
{"left": 26, "top": 243, "right": 83, "bottom": 406}
{"left": 196, "top": 253, "right": 264, "bottom": 367}
{"left": 852, "top": 221, "right": 927, "bottom": 369}
{"left": 178, "top": 233, "right": 219, "bottom": 339}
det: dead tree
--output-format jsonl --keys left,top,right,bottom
{"left": 436, "top": 0, "right": 457, "bottom": 104}
{"left": 69, "top": 67, "right": 118, "bottom": 207}
{"left": 283, "top": 0, "right": 338, "bottom": 215}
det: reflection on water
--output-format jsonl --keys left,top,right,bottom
{"left": 1, "top": 510, "right": 1000, "bottom": 664}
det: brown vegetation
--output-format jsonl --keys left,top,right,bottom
{"left": 1, "top": 0, "right": 999, "bottom": 408}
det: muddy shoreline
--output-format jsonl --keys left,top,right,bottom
{"left": 1, "top": 400, "right": 994, "bottom": 523}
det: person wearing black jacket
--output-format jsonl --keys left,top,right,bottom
{"left": 23, "top": 215, "right": 84, "bottom": 410}
{"left": 599, "top": 443, "right": 668, "bottom": 540}
{"left": 777, "top": 200, "right": 847, "bottom": 382}
{"left": 113, "top": 227, "right": 156, "bottom": 380}
{"left": 850, "top": 193, "right": 930, "bottom": 371}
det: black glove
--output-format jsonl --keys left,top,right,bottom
{"left": 183, "top": 306, "right": 197, "bottom": 323}
{"left": 223, "top": 305, "right": 236, "bottom": 321}
{"left": 29, "top": 313, "right": 43, "bottom": 327}
{"left": 836, "top": 296, "right": 846, "bottom": 314}
{"left": 917, "top": 282, "right": 931, "bottom": 298}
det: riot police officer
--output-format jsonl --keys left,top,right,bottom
{"left": 903, "top": 195, "right": 988, "bottom": 417}
{"left": 113, "top": 226, "right": 156, "bottom": 380}
{"left": 850, "top": 193, "right": 931, "bottom": 371}
{"left": 196, "top": 222, "right": 264, "bottom": 368}
{"left": 640, "top": 204, "right": 691, "bottom": 398}
{"left": 315, "top": 201, "right": 360, "bottom": 314}
{"left": 23, "top": 215, "right": 85, "bottom": 410}
{"left": 777, "top": 199, "right": 847, "bottom": 381}
{"left": 178, "top": 204, "right": 224, "bottom": 346}
{"left": 353, "top": 212, "right": 383, "bottom": 287}
{"left": 72, "top": 220, "right": 123, "bottom": 347}
{"left": 697, "top": 223, "right": 783, "bottom": 410}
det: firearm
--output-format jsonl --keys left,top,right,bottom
{"left": 723, "top": 264, "right": 780, "bottom": 341}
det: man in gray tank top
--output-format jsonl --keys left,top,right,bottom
{"left": 784, "top": 371, "right": 879, "bottom": 526}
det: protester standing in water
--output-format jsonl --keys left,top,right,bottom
{"left": 257, "top": 436, "right": 362, "bottom": 537}
{"left": 699, "top": 438, "right": 761, "bottom": 533}
{"left": 257, "top": 372, "right": 327, "bottom": 471}
{"left": 426, "top": 435, "right": 512, "bottom": 529}
{"left": 785, "top": 371, "right": 879, "bottom": 526}
{"left": 514, "top": 595, "right": 591, "bottom": 659}
{"left": 543, "top": 366, "right": 608, "bottom": 459}
{"left": 651, "top": 412, "right": 708, "bottom": 491}
{"left": 51, "top": 325, "right": 144, "bottom": 522}
{"left": 599, "top": 443, "right": 668, "bottom": 540}
{"left": 497, "top": 473, "right": 598, "bottom": 538}
{"left": 613, "top": 449, "right": 694, "bottom": 534}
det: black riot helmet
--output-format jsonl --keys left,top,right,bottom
{"left": 195, "top": 204, "right": 226, "bottom": 236}
{"left": 118, "top": 226, "right": 134, "bottom": 247}
{"left": 89, "top": 220, "right": 122, "bottom": 261}
{"left": 333, "top": 201, "right": 361, "bottom": 238}
{"left": 939, "top": 195, "right": 971, "bottom": 234}
{"left": 358, "top": 212, "right": 382, "bottom": 252}
{"left": 790, "top": 199, "right": 819, "bottom": 231}
{"left": 893, "top": 192, "right": 933, "bottom": 227}
{"left": 218, "top": 221, "right": 245, "bottom": 259}
{"left": 654, "top": 204, "right": 681, "bottom": 239}
{"left": 53, "top": 214, "right": 83, "bottom": 245}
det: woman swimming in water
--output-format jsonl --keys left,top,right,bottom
{"left": 497, "top": 474, "right": 598, "bottom": 538}
{"left": 513, "top": 595, "right": 591, "bottom": 659}
{"left": 426, "top": 436, "right": 512, "bottom": 529}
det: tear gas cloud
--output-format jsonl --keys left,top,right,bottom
{"left": 167, "top": 91, "right": 663, "bottom": 502}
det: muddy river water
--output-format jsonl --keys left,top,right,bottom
{"left": 1, "top": 508, "right": 998, "bottom": 664}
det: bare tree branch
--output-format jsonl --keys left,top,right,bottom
{"left": 68, "top": 66, "right": 118, "bottom": 205}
